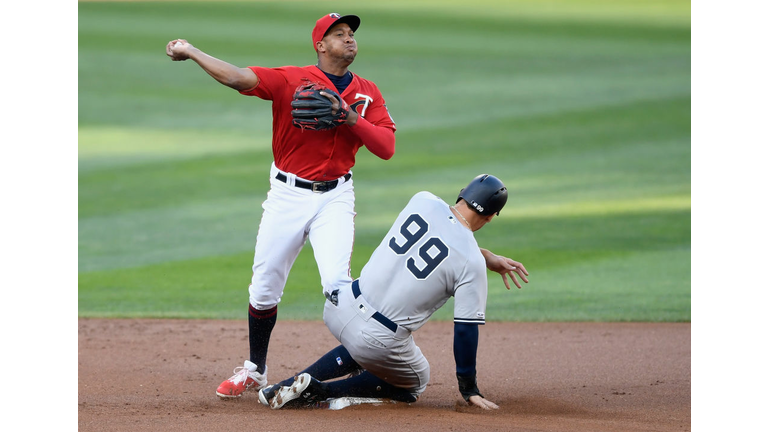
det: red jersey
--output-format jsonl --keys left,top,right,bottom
{"left": 239, "top": 65, "right": 396, "bottom": 181}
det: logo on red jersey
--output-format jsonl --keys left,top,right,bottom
{"left": 351, "top": 93, "right": 374, "bottom": 117}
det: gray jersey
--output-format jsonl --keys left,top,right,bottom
{"left": 359, "top": 191, "right": 488, "bottom": 331}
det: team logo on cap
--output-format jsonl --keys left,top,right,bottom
{"left": 329, "top": 13, "right": 341, "bottom": 18}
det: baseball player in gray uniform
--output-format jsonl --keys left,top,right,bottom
{"left": 259, "top": 174, "right": 529, "bottom": 410}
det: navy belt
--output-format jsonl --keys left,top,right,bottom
{"left": 351, "top": 280, "right": 398, "bottom": 333}
{"left": 276, "top": 172, "right": 351, "bottom": 193}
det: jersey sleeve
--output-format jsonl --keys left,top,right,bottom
{"left": 238, "top": 66, "right": 288, "bottom": 100}
{"left": 453, "top": 261, "right": 488, "bottom": 325}
{"left": 363, "top": 91, "right": 396, "bottom": 132}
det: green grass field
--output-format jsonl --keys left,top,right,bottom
{"left": 78, "top": 0, "right": 690, "bottom": 321}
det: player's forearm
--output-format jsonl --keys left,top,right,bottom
{"left": 187, "top": 48, "right": 258, "bottom": 90}
{"left": 479, "top": 248, "right": 501, "bottom": 271}
{"left": 348, "top": 116, "right": 395, "bottom": 160}
{"left": 454, "top": 323, "right": 485, "bottom": 402}
{"left": 480, "top": 248, "right": 495, "bottom": 262}
{"left": 453, "top": 322, "right": 479, "bottom": 376}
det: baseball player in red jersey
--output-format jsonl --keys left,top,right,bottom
{"left": 166, "top": 13, "right": 396, "bottom": 398}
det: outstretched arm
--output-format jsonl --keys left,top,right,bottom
{"left": 166, "top": 39, "right": 259, "bottom": 91}
{"left": 454, "top": 323, "right": 499, "bottom": 410}
{"left": 480, "top": 248, "right": 529, "bottom": 289}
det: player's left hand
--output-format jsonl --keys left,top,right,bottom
{"left": 468, "top": 395, "right": 499, "bottom": 410}
{"left": 483, "top": 252, "right": 529, "bottom": 289}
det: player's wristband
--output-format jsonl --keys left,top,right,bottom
{"left": 456, "top": 373, "right": 484, "bottom": 402}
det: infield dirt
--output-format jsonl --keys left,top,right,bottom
{"left": 78, "top": 319, "right": 690, "bottom": 431}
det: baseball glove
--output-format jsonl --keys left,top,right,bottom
{"left": 290, "top": 83, "right": 349, "bottom": 131}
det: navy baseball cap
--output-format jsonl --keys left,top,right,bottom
{"left": 312, "top": 13, "right": 360, "bottom": 51}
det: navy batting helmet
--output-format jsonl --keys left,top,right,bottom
{"left": 457, "top": 174, "right": 508, "bottom": 216}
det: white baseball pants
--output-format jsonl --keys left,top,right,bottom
{"left": 248, "top": 163, "right": 356, "bottom": 310}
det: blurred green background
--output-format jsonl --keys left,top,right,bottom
{"left": 78, "top": 0, "right": 690, "bottom": 321}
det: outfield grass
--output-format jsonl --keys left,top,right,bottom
{"left": 78, "top": 1, "right": 690, "bottom": 321}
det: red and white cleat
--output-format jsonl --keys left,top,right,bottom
{"left": 216, "top": 360, "right": 267, "bottom": 399}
